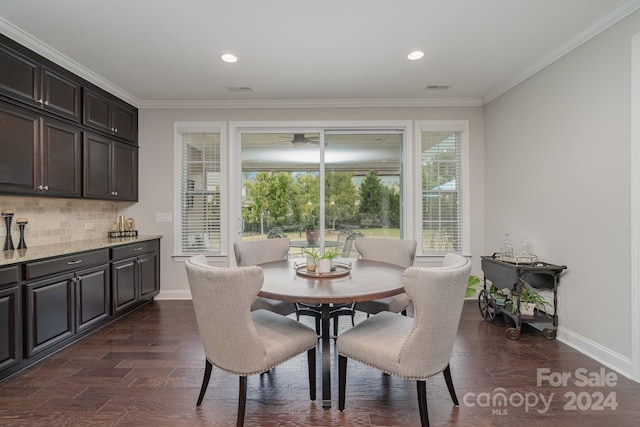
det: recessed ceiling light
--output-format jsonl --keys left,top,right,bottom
{"left": 221, "top": 53, "right": 238, "bottom": 63}
{"left": 407, "top": 50, "right": 424, "bottom": 61}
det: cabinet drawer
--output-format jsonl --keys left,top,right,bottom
{"left": 112, "top": 240, "right": 158, "bottom": 261}
{"left": 25, "top": 249, "right": 109, "bottom": 280}
{"left": 0, "top": 265, "right": 19, "bottom": 287}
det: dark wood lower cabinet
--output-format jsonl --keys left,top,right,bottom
{"left": 112, "top": 258, "right": 138, "bottom": 314}
{"left": 75, "top": 264, "right": 110, "bottom": 332}
{"left": 0, "top": 238, "right": 159, "bottom": 381}
{"left": 112, "top": 245, "right": 159, "bottom": 315}
{"left": 25, "top": 274, "right": 75, "bottom": 358}
{"left": 0, "top": 286, "right": 20, "bottom": 372}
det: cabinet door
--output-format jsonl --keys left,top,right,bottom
{"left": 75, "top": 264, "right": 110, "bottom": 332}
{"left": 113, "top": 104, "right": 137, "bottom": 142}
{"left": 0, "top": 43, "right": 39, "bottom": 108}
{"left": 83, "top": 132, "right": 112, "bottom": 199}
{"left": 41, "top": 117, "right": 82, "bottom": 197}
{"left": 0, "top": 286, "right": 21, "bottom": 371}
{"left": 83, "top": 89, "right": 111, "bottom": 134}
{"left": 112, "top": 258, "right": 137, "bottom": 315}
{"left": 41, "top": 66, "right": 81, "bottom": 122}
{"left": 113, "top": 142, "right": 138, "bottom": 201}
{"left": 0, "top": 102, "right": 39, "bottom": 195}
{"left": 138, "top": 252, "right": 159, "bottom": 300}
{"left": 25, "top": 274, "right": 74, "bottom": 357}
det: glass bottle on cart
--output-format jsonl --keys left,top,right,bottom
{"left": 500, "top": 234, "right": 513, "bottom": 260}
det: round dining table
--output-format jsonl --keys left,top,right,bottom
{"left": 258, "top": 258, "right": 405, "bottom": 409}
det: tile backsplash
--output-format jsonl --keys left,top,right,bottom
{"left": 0, "top": 196, "right": 118, "bottom": 247}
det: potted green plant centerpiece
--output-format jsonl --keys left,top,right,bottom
{"left": 302, "top": 247, "right": 319, "bottom": 271}
{"left": 317, "top": 248, "right": 339, "bottom": 273}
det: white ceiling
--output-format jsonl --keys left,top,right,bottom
{"left": 1, "top": 0, "right": 639, "bottom": 108}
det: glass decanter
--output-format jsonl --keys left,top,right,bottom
{"left": 500, "top": 234, "right": 513, "bottom": 260}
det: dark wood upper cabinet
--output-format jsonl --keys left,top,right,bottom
{"left": 40, "top": 117, "right": 82, "bottom": 197}
{"left": 0, "top": 34, "right": 138, "bottom": 200}
{"left": 0, "top": 103, "right": 39, "bottom": 194}
{"left": 0, "top": 42, "right": 81, "bottom": 122}
{"left": 41, "top": 66, "right": 82, "bottom": 121}
{"left": 84, "top": 89, "right": 137, "bottom": 143}
{"left": 83, "top": 132, "right": 138, "bottom": 201}
{"left": 0, "top": 101, "right": 82, "bottom": 197}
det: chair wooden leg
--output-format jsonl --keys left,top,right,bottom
{"left": 338, "top": 355, "right": 347, "bottom": 411}
{"left": 307, "top": 347, "right": 316, "bottom": 401}
{"left": 315, "top": 317, "right": 320, "bottom": 335}
{"left": 237, "top": 376, "right": 247, "bottom": 427}
{"left": 417, "top": 380, "right": 429, "bottom": 427}
{"left": 333, "top": 316, "right": 339, "bottom": 340}
{"left": 196, "top": 359, "right": 212, "bottom": 406}
{"left": 442, "top": 364, "right": 459, "bottom": 406}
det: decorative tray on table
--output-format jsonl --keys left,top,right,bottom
{"left": 294, "top": 261, "right": 352, "bottom": 278}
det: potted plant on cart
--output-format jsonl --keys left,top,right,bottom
{"left": 514, "top": 284, "right": 552, "bottom": 317}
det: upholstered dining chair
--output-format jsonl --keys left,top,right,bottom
{"left": 185, "top": 255, "right": 317, "bottom": 427}
{"left": 336, "top": 253, "right": 471, "bottom": 427}
{"left": 353, "top": 237, "right": 417, "bottom": 316}
{"left": 233, "top": 238, "right": 297, "bottom": 316}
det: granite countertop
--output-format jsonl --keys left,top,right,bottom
{"left": 0, "top": 235, "right": 163, "bottom": 267}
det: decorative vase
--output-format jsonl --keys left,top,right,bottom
{"left": 306, "top": 229, "right": 320, "bottom": 245}
{"left": 317, "top": 259, "right": 331, "bottom": 274}
{"left": 306, "top": 256, "right": 316, "bottom": 271}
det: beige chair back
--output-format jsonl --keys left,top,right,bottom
{"left": 355, "top": 237, "right": 416, "bottom": 267}
{"left": 185, "top": 255, "right": 269, "bottom": 374}
{"left": 397, "top": 253, "right": 470, "bottom": 378}
{"left": 233, "top": 238, "right": 290, "bottom": 266}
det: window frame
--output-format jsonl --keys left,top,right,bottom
{"left": 413, "top": 120, "right": 470, "bottom": 257}
{"left": 173, "top": 121, "right": 228, "bottom": 257}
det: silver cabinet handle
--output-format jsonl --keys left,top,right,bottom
{"left": 67, "top": 260, "right": 83, "bottom": 265}
{"left": 133, "top": 247, "right": 143, "bottom": 251}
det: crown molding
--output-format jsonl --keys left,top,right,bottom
{"left": 483, "top": 0, "right": 640, "bottom": 104}
{"left": 0, "top": 17, "right": 142, "bottom": 107}
{"left": 138, "top": 97, "right": 484, "bottom": 109}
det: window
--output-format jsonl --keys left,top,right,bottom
{"left": 416, "top": 121, "right": 469, "bottom": 256}
{"left": 238, "top": 128, "right": 403, "bottom": 256}
{"left": 174, "top": 122, "right": 226, "bottom": 255}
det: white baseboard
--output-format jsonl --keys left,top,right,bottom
{"left": 557, "top": 326, "right": 633, "bottom": 380}
{"left": 156, "top": 290, "right": 192, "bottom": 300}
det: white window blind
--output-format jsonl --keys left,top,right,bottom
{"left": 420, "top": 130, "right": 462, "bottom": 254}
{"left": 178, "top": 132, "right": 221, "bottom": 254}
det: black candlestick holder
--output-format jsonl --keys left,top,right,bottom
{"left": 16, "top": 217, "right": 27, "bottom": 250}
{"left": 2, "top": 209, "right": 15, "bottom": 251}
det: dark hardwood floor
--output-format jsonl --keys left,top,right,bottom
{"left": 0, "top": 300, "right": 638, "bottom": 426}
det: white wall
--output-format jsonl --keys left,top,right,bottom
{"left": 485, "top": 10, "right": 640, "bottom": 376}
{"left": 119, "top": 106, "right": 485, "bottom": 300}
